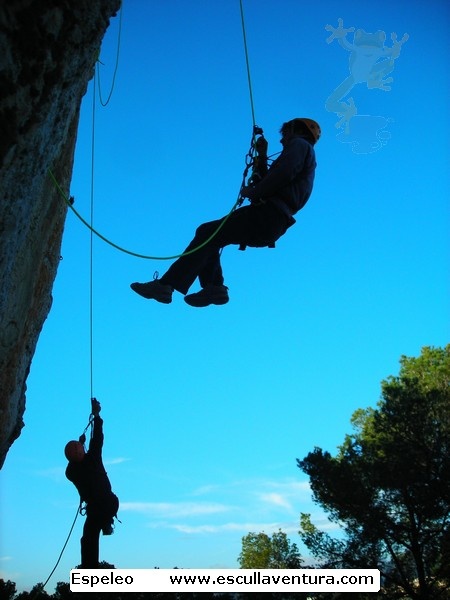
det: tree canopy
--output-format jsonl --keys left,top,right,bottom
{"left": 297, "top": 345, "right": 450, "bottom": 599}
{"left": 238, "top": 530, "right": 303, "bottom": 569}
{"left": 238, "top": 530, "right": 305, "bottom": 599}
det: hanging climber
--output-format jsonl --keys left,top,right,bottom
{"left": 64, "top": 398, "right": 119, "bottom": 569}
{"left": 130, "top": 117, "right": 320, "bottom": 307}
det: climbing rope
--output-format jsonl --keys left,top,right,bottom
{"left": 49, "top": 169, "right": 244, "bottom": 260}
{"left": 49, "top": 0, "right": 260, "bottom": 260}
{"left": 41, "top": 410, "right": 93, "bottom": 590}
{"left": 48, "top": 128, "right": 257, "bottom": 260}
{"left": 89, "top": 69, "right": 96, "bottom": 398}
{"left": 41, "top": 504, "right": 81, "bottom": 590}
{"left": 97, "top": 2, "right": 123, "bottom": 106}
{"left": 239, "top": 0, "right": 257, "bottom": 130}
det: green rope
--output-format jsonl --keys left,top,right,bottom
{"left": 239, "top": 0, "right": 257, "bottom": 129}
{"left": 49, "top": 0, "right": 259, "bottom": 262}
{"left": 49, "top": 169, "right": 243, "bottom": 260}
{"left": 97, "top": 1, "right": 123, "bottom": 106}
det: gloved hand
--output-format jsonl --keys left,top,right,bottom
{"left": 91, "top": 398, "right": 101, "bottom": 415}
{"left": 254, "top": 135, "right": 268, "bottom": 156}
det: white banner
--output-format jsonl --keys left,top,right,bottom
{"left": 70, "top": 568, "right": 380, "bottom": 593}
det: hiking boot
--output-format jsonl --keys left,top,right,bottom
{"left": 130, "top": 280, "right": 173, "bottom": 304}
{"left": 184, "top": 285, "right": 229, "bottom": 307}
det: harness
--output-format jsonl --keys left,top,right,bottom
{"left": 238, "top": 126, "right": 289, "bottom": 251}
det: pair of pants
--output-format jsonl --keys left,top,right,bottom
{"left": 80, "top": 493, "right": 119, "bottom": 568}
{"left": 80, "top": 512, "right": 102, "bottom": 568}
{"left": 159, "top": 202, "right": 294, "bottom": 294}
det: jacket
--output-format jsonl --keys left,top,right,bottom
{"left": 250, "top": 135, "right": 316, "bottom": 217}
{"left": 66, "top": 416, "right": 113, "bottom": 506}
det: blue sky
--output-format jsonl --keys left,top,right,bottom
{"left": 1, "top": 0, "right": 449, "bottom": 591}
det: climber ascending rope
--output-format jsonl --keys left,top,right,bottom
{"left": 130, "top": 117, "right": 321, "bottom": 307}
{"left": 64, "top": 398, "right": 119, "bottom": 568}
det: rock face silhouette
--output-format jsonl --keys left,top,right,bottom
{"left": 0, "top": 0, "right": 121, "bottom": 468}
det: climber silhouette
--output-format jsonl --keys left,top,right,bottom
{"left": 65, "top": 398, "right": 119, "bottom": 568}
{"left": 131, "top": 117, "right": 320, "bottom": 307}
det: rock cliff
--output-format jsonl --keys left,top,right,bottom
{"left": 0, "top": 0, "right": 121, "bottom": 468}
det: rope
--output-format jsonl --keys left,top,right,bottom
{"left": 89, "top": 71, "right": 96, "bottom": 398}
{"left": 41, "top": 504, "right": 81, "bottom": 590}
{"left": 239, "top": 0, "right": 257, "bottom": 129}
{"left": 49, "top": 168, "right": 244, "bottom": 260}
{"left": 49, "top": 0, "right": 260, "bottom": 260}
{"left": 82, "top": 415, "right": 95, "bottom": 439}
{"left": 41, "top": 408, "right": 94, "bottom": 592}
{"left": 97, "top": 2, "right": 123, "bottom": 106}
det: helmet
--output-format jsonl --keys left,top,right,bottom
{"left": 287, "top": 118, "right": 321, "bottom": 144}
{"left": 64, "top": 440, "right": 85, "bottom": 462}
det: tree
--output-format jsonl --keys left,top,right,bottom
{"left": 238, "top": 531, "right": 305, "bottom": 599}
{"left": 297, "top": 345, "right": 450, "bottom": 599}
{"left": 238, "top": 530, "right": 303, "bottom": 569}
{"left": 0, "top": 579, "right": 17, "bottom": 600}
{"left": 15, "top": 583, "right": 51, "bottom": 600}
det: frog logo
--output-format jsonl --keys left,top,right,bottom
{"left": 325, "top": 18, "right": 408, "bottom": 154}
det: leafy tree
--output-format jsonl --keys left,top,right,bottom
{"left": 239, "top": 531, "right": 271, "bottom": 569}
{"left": 15, "top": 583, "right": 50, "bottom": 600}
{"left": 238, "top": 531, "right": 306, "bottom": 598}
{"left": 0, "top": 579, "right": 17, "bottom": 600}
{"left": 238, "top": 529, "right": 303, "bottom": 569}
{"left": 52, "top": 582, "right": 71, "bottom": 600}
{"left": 298, "top": 345, "right": 450, "bottom": 599}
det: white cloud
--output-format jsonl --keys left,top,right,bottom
{"left": 191, "top": 477, "right": 311, "bottom": 503}
{"left": 162, "top": 521, "right": 293, "bottom": 535}
{"left": 190, "top": 484, "right": 221, "bottom": 496}
{"left": 104, "top": 457, "right": 130, "bottom": 465}
{"left": 264, "top": 479, "right": 311, "bottom": 496}
{"left": 119, "top": 501, "right": 233, "bottom": 518}
{"left": 251, "top": 479, "right": 312, "bottom": 514}
{"left": 118, "top": 478, "right": 330, "bottom": 541}
{"left": 259, "top": 492, "right": 293, "bottom": 510}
